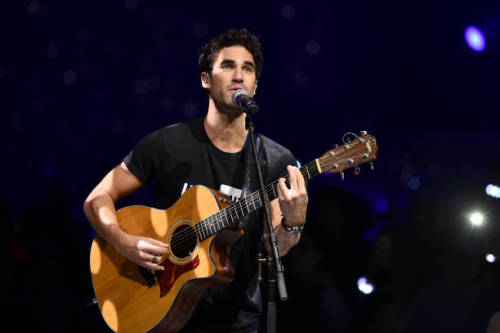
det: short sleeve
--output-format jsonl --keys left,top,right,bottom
{"left": 123, "top": 130, "right": 161, "bottom": 184}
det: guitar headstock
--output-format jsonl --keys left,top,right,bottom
{"left": 318, "top": 131, "right": 378, "bottom": 176}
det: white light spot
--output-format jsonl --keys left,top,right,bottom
{"left": 357, "top": 276, "right": 374, "bottom": 295}
{"left": 486, "top": 253, "right": 496, "bottom": 263}
{"left": 469, "top": 212, "right": 484, "bottom": 227}
{"left": 486, "top": 184, "right": 500, "bottom": 198}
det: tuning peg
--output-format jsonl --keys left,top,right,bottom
{"left": 360, "top": 131, "right": 367, "bottom": 136}
{"left": 340, "top": 171, "right": 345, "bottom": 180}
{"left": 354, "top": 166, "right": 361, "bottom": 175}
{"left": 370, "top": 162, "right": 375, "bottom": 170}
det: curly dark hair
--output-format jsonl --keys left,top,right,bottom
{"left": 198, "top": 28, "right": 263, "bottom": 79}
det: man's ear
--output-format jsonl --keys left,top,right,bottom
{"left": 201, "top": 72, "right": 211, "bottom": 89}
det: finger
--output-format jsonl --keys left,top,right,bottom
{"left": 277, "top": 178, "right": 289, "bottom": 200}
{"left": 138, "top": 239, "right": 169, "bottom": 255}
{"left": 288, "top": 165, "right": 298, "bottom": 191}
{"left": 150, "top": 246, "right": 168, "bottom": 256}
{"left": 146, "top": 254, "right": 166, "bottom": 270}
{"left": 148, "top": 238, "right": 169, "bottom": 248}
{"left": 295, "top": 166, "right": 306, "bottom": 193}
{"left": 142, "top": 261, "right": 165, "bottom": 271}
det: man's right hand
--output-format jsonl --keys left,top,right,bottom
{"left": 84, "top": 162, "right": 169, "bottom": 271}
{"left": 114, "top": 233, "right": 169, "bottom": 271}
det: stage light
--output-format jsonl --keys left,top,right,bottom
{"left": 465, "top": 26, "right": 486, "bottom": 52}
{"left": 469, "top": 211, "right": 484, "bottom": 227}
{"left": 486, "top": 184, "right": 500, "bottom": 199}
{"left": 486, "top": 253, "right": 496, "bottom": 263}
{"left": 357, "top": 276, "right": 374, "bottom": 295}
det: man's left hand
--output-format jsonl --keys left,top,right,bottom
{"left": 277, "top": 165, "right": 308, "bottom": 225}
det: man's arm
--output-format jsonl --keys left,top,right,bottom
{"left": 268, "top": 165, "right": 308, "bottom": 256}
{"left": 83, "top": 162, "right": 167, "bottom": 271}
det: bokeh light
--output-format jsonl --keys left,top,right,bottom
{"left": 486, "top": 184, "right": 500, "bottom": 198}
{"left": 486, "top": 253, "right": 496, "bottom": 263}
{"left": 469, "top": 211, "right": 484, "bottom": 227}
{"left": 465, "top": 26, "right": 486, "bottom": 52}
{"left": 357, "top": 277, "right": 374, "bottom": 295}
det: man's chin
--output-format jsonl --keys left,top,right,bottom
{"left": 222, "top": 107, "right": 244, "bottom": 119}
{"left": 214, "top": 100, "right": 244, "bottom": 117}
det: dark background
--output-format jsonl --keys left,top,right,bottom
{"left": 2, "top": 1, "right": 500, "bottom": 332}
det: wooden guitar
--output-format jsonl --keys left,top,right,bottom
{"left": 89, "top": 132, "right": 378, "bottom": 333}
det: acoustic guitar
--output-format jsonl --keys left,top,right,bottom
{"left": 89, "top": 132, "right": 378, "bottom": 333}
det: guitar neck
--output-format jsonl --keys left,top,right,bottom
{"left": 195, "top": 133, "right": 378, "bottom": 240}
{"left": 196, "top": 160, "right": 321, "bottom": 241}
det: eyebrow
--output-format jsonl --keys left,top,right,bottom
{"left": 220, "top": 59, "right": 255, "bottom": 69}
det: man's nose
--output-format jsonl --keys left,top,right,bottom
{"left": 232, "top": 67, "right": 243, "bottom": 82}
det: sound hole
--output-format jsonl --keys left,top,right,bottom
{"left": 170, "top": 224, "right": 197, "bottom": 259}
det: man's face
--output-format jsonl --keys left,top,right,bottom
{"left": 202, "top": 45, "right": 257, "bottom": 113}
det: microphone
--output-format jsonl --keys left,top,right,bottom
{"left": 232, "top": 89, "right": 259, "bottom": 115}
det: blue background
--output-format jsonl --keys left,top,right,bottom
{"left": 2, "top": 1, "right": 500, "bottom": 332}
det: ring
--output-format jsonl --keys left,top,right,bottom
{"left": 152, "top": 256, "right": 158, "bottom": 264}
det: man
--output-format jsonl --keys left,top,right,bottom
{"left": 83, "top": 28, "right": 308, "bottom": 333}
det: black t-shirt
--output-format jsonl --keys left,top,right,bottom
{"left": 123, "top": 117, "right": 296, "bottom": 332}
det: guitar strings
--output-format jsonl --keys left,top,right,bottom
{"left": 168, "top": 146, "right": 373, "bottom": 252}
{"left": 169, "top": 147, "right": 372, "bottom": 252}
{"left": 167, "top": 140, "right": 375, "bottom": 252}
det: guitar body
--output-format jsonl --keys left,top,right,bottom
{"left": 90, "top": 185, "right": 241, "bottom": 333}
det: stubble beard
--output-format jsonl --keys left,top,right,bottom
{"left": 210, "top": 90, "right": 244, "bottom": 121}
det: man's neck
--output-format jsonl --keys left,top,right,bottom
{"left": 204, "top": 99, "right": 247, "bottom": 153}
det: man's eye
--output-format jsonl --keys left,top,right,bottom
{"left": 243, "top": 66, "right": 254, "bottom": 73}
{"left": 222, "top": 64, "right": 232, "bottom": 69}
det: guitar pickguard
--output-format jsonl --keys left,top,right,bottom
{"left": 155, "top": 256, "right": 200, "bottom": 297}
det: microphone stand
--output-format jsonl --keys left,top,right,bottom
{"left": 244, "top": 113, "right": 287, "bottom": 333}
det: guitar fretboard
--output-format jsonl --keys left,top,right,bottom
{"left": 195, "top": 160, "right": 321, "bottom": 240}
